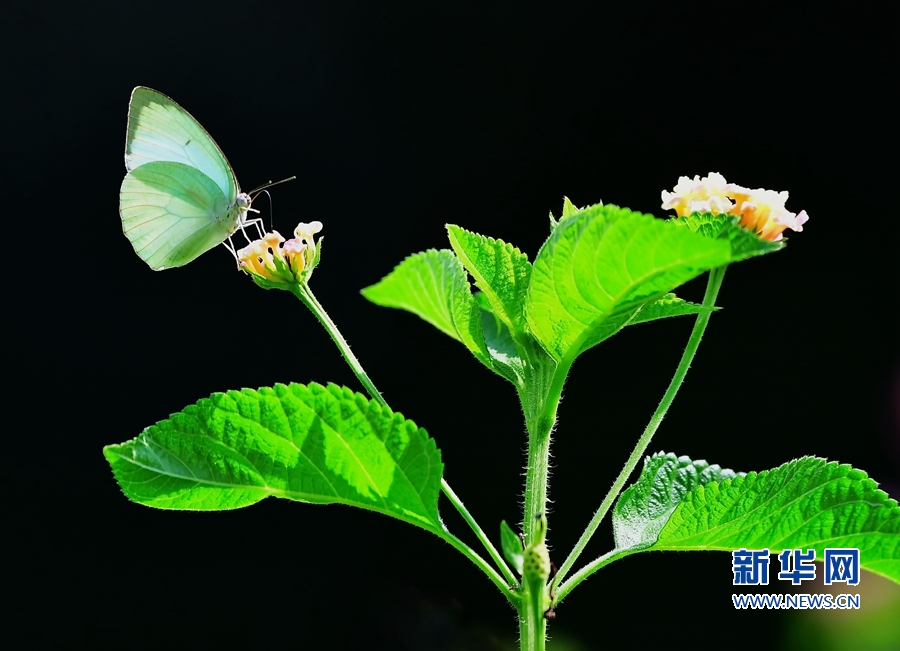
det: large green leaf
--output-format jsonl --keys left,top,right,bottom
{"left": 526, "top": 204, "right": 732, "bottom": 362}
{"left": 446, "top": 225, "right": 531, "bottom": 335}
{"left": 361, "top": 249, "right": 489, "bottom": 365}
{"left": 613, "top": 453, "right": 900, "bottom": 583}
{"left": 104, "top": 383, "right": 445, "bottom": 532}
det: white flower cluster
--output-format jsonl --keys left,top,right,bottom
{"left": 661, "top": 173, "right": 808, "bottom": 241}
{"left": 238, "top": 221, "right": 323, "bottom": 285}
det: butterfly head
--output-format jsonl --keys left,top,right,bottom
{"left": 220, "top": 193, "right": 257, "bottom": 237}
{"left": 235, "top": 192, "right": 253, "bottom": 213}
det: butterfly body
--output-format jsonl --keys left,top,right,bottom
{"left": 120, "top": 87, "right": 251, "bottom": 270}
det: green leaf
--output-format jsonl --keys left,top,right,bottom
{"left": 361, "top": 249, "right": 490, "bottom": 365}
{"left": 446, "top": 225, "right": 531, "bottom": 334}
{"left": 477, "top": 293, "right": 527, "bottom": 387}
{"left": 104, "top": 383, "right": 445, "bottom": 532}
{"left": 550, "top": 196, "right": 600, "bottom": 232}
{"left": 613, "top": 453, "right": 900, "bottom": 584}
{"left": 671, "top": 212, "right": 783, "bottom": 260}
{"left": 501, "top": 520, "right": 525, "bottom": 576}
{"left": 526, "top": 204, "right": 732, "bottom": 362}
{"left": 575, "top": 294, "right": 716, "bottom": 355}
{"left": 473, "top": 292, "right": 559, "bottom": 393}
{"left": 361, "top": 249, "right": 464, "bottom": 340}
{"left": 613, "top": 452, "right": 742, "bottom": 551}
{"left": 561, "top": 196, "right": 582, "bottom": 219}
{"left": 627, "top": 293, "right": 715, "bottom": 326}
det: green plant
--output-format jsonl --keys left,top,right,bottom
{"left": 105, "top": 174, "right": 899, "bottom": 650}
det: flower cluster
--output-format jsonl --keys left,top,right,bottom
{"left": 661, "top": 173, "right": 809, "bottom": 241}
{"left": 237, "top": 221, "right": 323, "bottom": 287}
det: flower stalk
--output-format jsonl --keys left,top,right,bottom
{"left": 552, "top": 264, "right": 728, "bottom": 598}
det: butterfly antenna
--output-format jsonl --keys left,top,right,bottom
{"left": 248, "top": 175, "right": 297, "bottom": 197}
{"left": 257, "top": 189, "right": 275, "bottom": 231}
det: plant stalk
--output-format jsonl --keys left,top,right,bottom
{"left": 441, "top": 478, "right": 518, "bottom": 585}
{"left": 518, "top": 601, "right": 547, "bottom": 651}
{"left": 555, "top": 549, "right": 634, "bottom": 603}
{"left": 552, "top": 265, "right": 729, "bottom": 594}
{"left": 292, "top": 283, "right": 387, "bottom": 409}
{"left": 517, "top": 359, "right": 569, "bottom": 650}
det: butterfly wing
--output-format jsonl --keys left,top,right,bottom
{"left": 120, "top": 161, "right": 238, "bottom": 270}
{"left": 125, "top": 86, "right": 239, "bottom": 200}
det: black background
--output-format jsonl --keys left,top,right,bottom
{"left": 7, "top": 2, "right": 898, "bottom": 649}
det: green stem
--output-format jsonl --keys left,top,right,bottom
{"left": 291, "top": 282, "right": 516, "bottom": 594}
{"left": 551, "top": 265, "right": 729, "bottom": 595}
{"left": 518, "top": 361, "right": 567, "bottom": 651}
{"left": 554, "top": 549, "right": 634, "bottom": 604}
{"left": 440, "top": 529, "right": 519, "bottom": 605}
{"left": 522, "top": 423, "right": 553, "bottom": 545}
{"left": 441, "top": 478, "right": 518, "bottom": 585}
{"left": 521, "top": 360, "right": 567, "bottom": 545}
{"left": 518, "top": 601, "right": 547, "bottom": 651}
{"left": 292, "top": 283, "right": 387, "bottom": 409}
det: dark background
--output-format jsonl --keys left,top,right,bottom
{"left": 7, "top": 2, "right": 898, "bottom": 649}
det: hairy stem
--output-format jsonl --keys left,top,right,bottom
{"left": 522, "top": 424, "right": 553, "bottom": 545}
{"left": 552, "top": 265, "right": 729, "bottom": 594}
{"left": 518, "top": 601, "right": 547, "bottom": 651}
{"left": 517, "top": 360, "right": 568, "bottom": 651}
{"left": 521, "top": 358, "right": 567, "bottom": 544}
{"left": 519, "top": 430, "right": 552, "bottom": 650}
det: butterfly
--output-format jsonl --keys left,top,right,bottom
{"left": 120, "top": 87, "right": 290, "bottom": 270}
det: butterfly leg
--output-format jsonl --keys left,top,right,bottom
{"left": 238, "top": 216, "right": 267, "bottom": 243}
{"left": 222, "top": 236, "right": 243, "bottom": 269}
